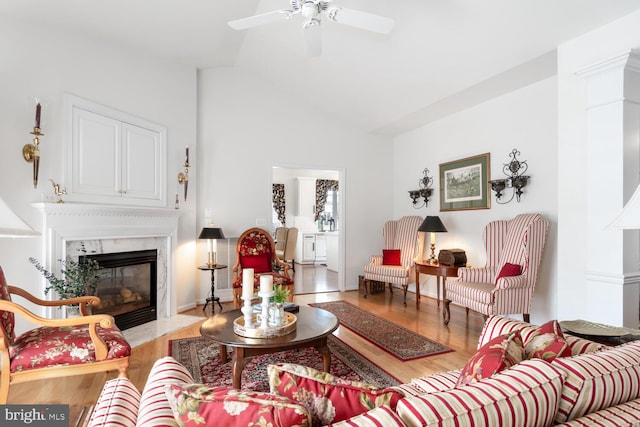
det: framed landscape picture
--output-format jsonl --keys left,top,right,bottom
{"left": 439, "top": 153, "right": 490, "bottom": 211}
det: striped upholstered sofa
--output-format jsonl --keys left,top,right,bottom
{"left": 87, "top": 315, "right": 640, "bottom": 426}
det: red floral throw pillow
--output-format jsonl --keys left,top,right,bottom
{"left": 382, "top": 249, "right": 402, "bottom": 266}
{"left": 495, "top": 262, "right": 521, "bottom": 284}
{"left": 456, "top": 330, "right": 525, "bottom": 387}
{"left": 524, "top": 320, "right": 571, "bottom": 362}
{"left": 165, "top": 384, "right": 311, "bottom": 427}
{"left": 268, "top": 363, "right": 404, "bottom": 427}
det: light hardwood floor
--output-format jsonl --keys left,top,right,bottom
{"left": 8, "top": 289, "right": 486, "bottom": 406}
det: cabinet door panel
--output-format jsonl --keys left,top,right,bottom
{"left": 72, "top": 108, "right": 121, "bottom": 197}
{"left": 122, "top": 123, "right": 162, "bottom": 200}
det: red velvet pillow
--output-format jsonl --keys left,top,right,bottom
{"left": 495, "top": 262, "right": 521, "bottom": 284}
{"left": 382, "top": 249, "right": 402, "bottom": 266}
{"left": 242, "top": 255, "right": 271, "bottom": 273}
{"left": 456, "top": 330, "right": 525, "bottom": 387}
{"left": 524, "top": 320, "right": 571, "bottom": 362}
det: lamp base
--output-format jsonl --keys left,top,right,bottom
{"left": 429, "top": 243, "right": 437, "bottom": 264}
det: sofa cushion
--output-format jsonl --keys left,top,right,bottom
{"left": 88, "top": 377, "right": 140, "bottom": 427}
{"left": 554, "top": 397, "right": 640, "bottom": 426}
{"left": 524, "top": 320, "right": 571, "bottom": 362}
{"left": 477, "top": 315, "right": 606, "bottom": 356}
{"left": 165, "top": 383, "right": 312, "bottom": 427}
{"left": 551, "top": 340, "right": 640, "bottom": 423}
{"left": 396, "top": 359, "right": 565, "bottom": 427}
{"left": 382, "top": 249, "right": 402, "bottom": 266}
{"left": 268, "top": 363, "right": 404, "bottom": 427}
{"left": 136, "top": 356, "right": 194, "bottom": 427}
{"left": 410, "top": 369, "right": 461, "bottom": 394}
{"left": 457, "top": 330, "right": 525, "bottom": 387}
{"left": 328, "top": 405, "right": 407, "bottom": 427}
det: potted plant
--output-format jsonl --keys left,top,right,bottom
{"left": 269, "top": 284, "right": 290, "bottom": 326}
{"left": 29, "top": 242, "right": 103, "bottom": 316}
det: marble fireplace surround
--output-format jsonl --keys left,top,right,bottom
{"left": 34, "top": 202, "right": 181, "bottom": 320}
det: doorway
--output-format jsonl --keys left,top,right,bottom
{"left": 271, "top": 165, "right": 344, "bottom": 294}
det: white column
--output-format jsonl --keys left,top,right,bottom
{"left": 577, "top": 50, "right": 640, "bottom": 327}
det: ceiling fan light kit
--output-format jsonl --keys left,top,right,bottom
{"left": 228, "top": 0, "right": 394, "bottom": 57}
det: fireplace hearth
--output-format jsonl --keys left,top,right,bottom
{"left": 83, "top": 249, "right": 158, "bottom": 330}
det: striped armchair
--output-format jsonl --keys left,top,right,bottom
{"left": 443, "top": 214, "right": 549, "bottom": 325}
{"left": 363, "top": 216, "right": 423, "bottom": 306}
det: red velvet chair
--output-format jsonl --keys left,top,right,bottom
{"left": 232, "top": 227, "right": 294, "bottom": 308}
{"left": 0, "top": 266, "right": 130, "bottom": 403}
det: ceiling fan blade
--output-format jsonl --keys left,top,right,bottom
{"left": 228, "top": 9, "right": 296, "bottom": 30}
{"left": 326, "top": 7, "right": 394, "bottom": 34}
{"left": 304, "top": 19, "right": 322, "bottom": 57}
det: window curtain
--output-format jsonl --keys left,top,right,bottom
{"left": 315, "top": 179, "right": 339, "bottom": 221}
{"left": 272, "top": 183, "right": 286, "bottom": 225}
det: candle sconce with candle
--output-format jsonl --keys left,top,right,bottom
{"left": 23, "top": 101, "right": 44, "bottom": 188}
{"left": 177, "top": 146, "right": 190, "bottom": 201}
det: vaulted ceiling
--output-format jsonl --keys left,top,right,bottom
{"left": 3, "top": 0, "right": 640, "bottom": 135}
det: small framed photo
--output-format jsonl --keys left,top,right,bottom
{"left": 439, "top": 153, "right": 490, "bottom": 211}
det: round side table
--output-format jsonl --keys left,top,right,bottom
{"left": 199, "top": 264, "right": 227, "bottom": 314}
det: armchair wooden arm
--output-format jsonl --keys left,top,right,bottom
{"left": 8, "top": 285, "right": 100, "bottom": 316}
{"left": 0, "top": 299, "right": 114, "bottom": 360}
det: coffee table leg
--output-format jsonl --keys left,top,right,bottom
{"left": 316, "top": 338, "right": 332, "bottom": 372}
{"left": 219, "top": 344, "right": 228, "bottom": 363}
{"left": 232, "top": 347, "right": 248, "bottom": 389}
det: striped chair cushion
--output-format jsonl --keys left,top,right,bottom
{"left": 446, "top": 280, "right": 494, "bottom": 305}
{"left": 88, "top": 377, "right": 141, "bottom": 427}
{"left": 328, "top": 405, "right": 407, "bottom": 427}
{"left": 136, "top": 356, "right": 194, "bottom": 427}
{"left": 554, "top": 397, "right": 640, "bottom": 426}
{"left": 396, "top": 359, "right": 565, "bottom": 427}
{"left": 551, "top": 341, "right": 640, "bottom": 423}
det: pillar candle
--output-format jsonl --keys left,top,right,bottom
{"left": 260, "top": 275, "right": 273, "bottom": 294}
{"left": 185, "top": 146, "right": 189, "bottom": 164}
{"left": 35, "top": 103, "right": 41, "bottom": 128}
{"left": 242, "top": 268, "right": 254, "bottom": 299}
{"left": 430, "top": 232, "right": 436, "bottom": 245}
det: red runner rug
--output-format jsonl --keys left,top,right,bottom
{"left": 310, "top": 300, "right": 452, "bottom": 360}
{"left": 168, "top": 335, "right": 400, "bottom": 392}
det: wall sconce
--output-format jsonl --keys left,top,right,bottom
{"left": 177, "top": 146, "right": 189, "bottom": 201}
{"left": 23, "top": 101, "right": 43, "bottom": 188}
{"left": 489, "top": 149, "right": 530, "bottom": 204}
{"left": 408, "top": 168, "right": 433, "bottom": 208}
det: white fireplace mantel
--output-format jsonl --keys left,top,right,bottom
{"left": 33, "top": 202, "right": 182, "bottom": 318}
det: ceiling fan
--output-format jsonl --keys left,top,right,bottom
{"left": 228, "top": 0, "right": 394, "bottom": 57}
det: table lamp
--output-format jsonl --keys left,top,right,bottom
{"left": 198, "top": 227, "right": 225, "bottom": 267}
{"left": 418, "top": 216, "right": 448, "bottom": 264}
{"left": 0, "top": 197, "right": 38, "bottom": 237}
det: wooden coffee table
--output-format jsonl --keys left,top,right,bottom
{"left": 199, "top": 306, "right": 339, "bottom": 389}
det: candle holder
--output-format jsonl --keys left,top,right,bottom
{"left": 258, "top": 290, "right": 275, "bottom": 330}
{"left": 23, "top": 126, "right": 43, "bottom": 189}
{"left": 241, "top": 296, "right": 253, "bottom": 327}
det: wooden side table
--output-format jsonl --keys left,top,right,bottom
{"left": 199, "top": 264, "right": 227, "bottom": 314}
{"left": 414, "top": 261, "right": 459, "bottom": 309}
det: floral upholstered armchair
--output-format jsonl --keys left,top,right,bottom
{"left": 363, "top": 216, "right": 424, "bottom": 305}
{"left": 0, "top": 266, "right": 130, "bottom": 403}
{"left": 443, "top": 213, "right": 549, "bottom": 325}
{"left": 232, "top": 227, "right": 294, "bottom": 308}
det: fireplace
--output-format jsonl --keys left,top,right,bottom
{"left": 83, "top": 249, "right": 158, "bottom": 330}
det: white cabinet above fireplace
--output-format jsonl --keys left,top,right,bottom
{"left": 65, "top": 94, "right": 167, "bottom": 207}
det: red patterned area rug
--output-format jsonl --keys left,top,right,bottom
{"left": 310, "top": 301, "right": 452, "bottom": 361}
{"left": 168, "top": 335, "right": 400, "bottom": 393}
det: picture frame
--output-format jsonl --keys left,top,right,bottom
{"left": 439, "top": 153, "right": 490, "bottom": 211}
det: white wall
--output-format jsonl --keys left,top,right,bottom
{"left": 394, "top": 77, "right": 558, "bottom": 323}
{"left": 0, "top": 18, "right": 198, "bottom": 320}
{"left": 197, "top": 67, "right": 394, "bottom": 299}
{"left": 557, "top": 10, "right": 640, "bottom": 325}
